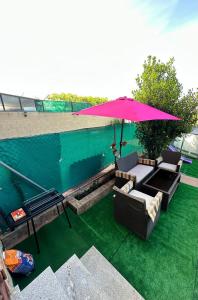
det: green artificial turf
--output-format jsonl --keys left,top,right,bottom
{"left": 14, "top": 183, "right": 198, "bottom": 300}
{"left": 181, "top": 159, "right": 198, "bottom": 178}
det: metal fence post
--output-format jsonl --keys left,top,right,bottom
{"left": 18, "top": 97, "right": 23, "bottom": 111}
{"left": 64, "top": 101, "right": 67, "bottom": 112}
{"left": 0, "top": 94, "right": 5, "bottom": 111}
{"left": 71, "top": 101, "right": 73, "bottom": 112}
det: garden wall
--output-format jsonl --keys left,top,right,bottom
{"left": 0, "top": 112, "right": 113, "bottom": 139}
{"left": 0, "top": 124, "right": 142, "bottom": 215}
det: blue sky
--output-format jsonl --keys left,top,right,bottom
{"left": 166, "top": 0, "right": 198, "bottom": 29}
{"left": 0, "top": 0, "right": 197, "bottom": 99}
{"left": 132, "top": 0, "right": 198, "bottom": 31}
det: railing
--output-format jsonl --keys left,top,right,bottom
{"left": 0, "top": 93, "right": 91, "bottom": 112}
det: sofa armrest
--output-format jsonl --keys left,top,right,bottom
{"left": 154, "top": 191, "right": 163, "bottom": 202}
{"left": 156, "top": 156, "right": 163, "bottom": 165}
{"left": 115, "top": 170, "right": 136, "bottom": 181}
{"left": 138, "top": 157, "right": 156, "bottom": 167}
{"left": 120, "top": 180, "right": 134, "bottom": 193}
{"left": 146, "top": 191, "right": 163, "bottom": 222}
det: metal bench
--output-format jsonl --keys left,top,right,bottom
{"left": 6, "top": 189, "right": 71, "bottom": 253}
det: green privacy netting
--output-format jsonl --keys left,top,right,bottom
{"left": 0, "top": 124, "right": 143, "bottom": 215}
{"left": 35, "top": 100, "right": 91, "bottom": 112}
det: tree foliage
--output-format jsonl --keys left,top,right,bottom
{"left": 132, "top": 56, "right": 198, "bottom": 159}
{"left": 47, "top": 93, "right": 108, "bottom": 105}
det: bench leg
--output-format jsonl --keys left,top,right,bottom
{"left": 61, "top": 201, "right": 71, "bottom": 228}
{"left": 56, "top": 204, "right": 60, "bottom": 215}
{"left": 31, "top": 218, "right": 40, "bottom": 254}
{"left": 27, "top": 220, "right": 30, "bottom": 237}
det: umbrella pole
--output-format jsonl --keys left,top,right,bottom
{"left": 113, "top": 123, "right": 116, "bottom": 144}
{"left": 113, "top": 124, "right": 117, "bottom": 165}
{"left": 119, "top": 119, "right": 124, "bottom": 157}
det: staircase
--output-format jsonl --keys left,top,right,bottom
{"left": 11, "top": 246, "right": 144, "bottom": 300}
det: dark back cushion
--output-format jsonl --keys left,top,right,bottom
{"left": 161, "top": 150, "right": 181, "bottom": 164}
{"left": 117, "top": 152, "right": 138, "bottom": 172}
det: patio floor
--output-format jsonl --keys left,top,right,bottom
{"left": 14, "top": 182, "right": 198, "bottom": 299}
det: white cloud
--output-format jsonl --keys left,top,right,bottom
{"left": 0, "top": 0, "right": 197, "bottom": 99}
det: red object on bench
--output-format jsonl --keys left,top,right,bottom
{"left": 11, "top": 208, "right": 26, "bottom": 222}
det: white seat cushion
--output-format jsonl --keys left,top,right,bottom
{"left": 129, "top": 189, "right": 153, "bottom": 209}
{"left": 128, "top": 164, "right": 154, "bottom": 183}
{"left": 158, "top": 162, "right": 177, "bottom": 172}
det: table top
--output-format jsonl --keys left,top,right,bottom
{"left": 143, "top": 168, "right": 181, "bottom": 194}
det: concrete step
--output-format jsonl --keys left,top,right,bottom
{"left": 81, "top": 246, "right": 144, "bottom": 300}
{"left": 11, "top": 285, "right": 24, "bottom": 300}
{"left": 55, "top": 254, "right": 108, "bottom": 300}
{"left": 21, "top": 266, "right": 69, "bottom": 300}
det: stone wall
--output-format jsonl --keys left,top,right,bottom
{"left": 0, "top": 112, "right": 115, "bottom": 140}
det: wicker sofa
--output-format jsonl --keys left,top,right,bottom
{"left": 113, "top": 181, "right": 162, "bottom": 240}
{"left": 156, "top": 150, "right": 182, "bottom": 172}
{"left": 115, "top": 152, "right": 156, "bottom": 188}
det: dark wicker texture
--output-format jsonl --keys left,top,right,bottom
{"left": 113, "top": 186, "right": 161, "bottom": 240}
{"left": 159, "top": 150, "right": 182, "bottom": 172}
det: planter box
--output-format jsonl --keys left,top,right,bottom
{"left": 67, "top": 179, "right": 115, "bottom": 215}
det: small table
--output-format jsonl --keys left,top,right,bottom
{"left": 142, "top": 168, "right": 181, "bottom": 210}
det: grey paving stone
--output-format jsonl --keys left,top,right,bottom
{"left": 81, "top": 246, "right": 144, "bottom": 300}
{"left": 55, "top": 254, "right": 109, "bottom": 300}
{"left": 21, "top": 266, "right": 69, "bottom": 300}
{"left": 10, "top": 285, "right": 24, "bottom": 300}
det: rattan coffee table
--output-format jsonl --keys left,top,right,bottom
{"left": 143, "top": 168, "right": 181, "bottom": 210}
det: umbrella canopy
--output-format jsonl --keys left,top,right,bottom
{"left": 74, "top": 96, "right": 181, "bottom": 157}
{"left": 74, "top": 96, "right": 181, "bottom": 121}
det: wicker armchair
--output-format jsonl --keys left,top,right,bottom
{"left": 113, "top": 181, "right": 162, "bottom": 240}
{"left": 156, "top": 150, "right": 182, "bottom": 172}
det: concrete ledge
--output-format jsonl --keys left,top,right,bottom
{"left": 0, "top": 112, "right": 115, "bottom": 140}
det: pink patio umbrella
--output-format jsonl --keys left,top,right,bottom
{"left": 74, "top": 96, "right": 181, "bottom": 156}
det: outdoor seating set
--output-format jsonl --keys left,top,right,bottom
{"left": 113, "top": 150, "right": 182, "bottom": 240}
